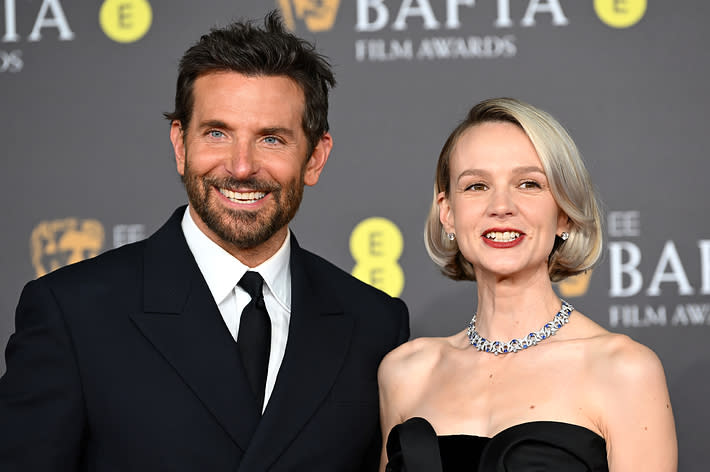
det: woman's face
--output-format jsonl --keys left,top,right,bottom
{"left": 439, "top": 121, "right": 569, "bottom": 281}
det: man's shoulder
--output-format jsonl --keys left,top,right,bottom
{"left": 40, "top": 207, "right": 185, "bottom": 287}
{"left": 39, "top": 238, "right": 146, "bottom": 289}
{"left": 295, "top": 244, "right": 410, "bottom": 344}
{"left": 296, "top": 245, "right": 396, "bottom": 303}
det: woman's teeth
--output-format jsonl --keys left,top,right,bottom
{"left": 485, "top": 231, "right": 520, "bottom": 242}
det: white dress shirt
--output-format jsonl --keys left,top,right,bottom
{"left": 181, "top": 207, "right": 291, "bottom": 412}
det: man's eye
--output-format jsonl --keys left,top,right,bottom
{"left": 208, "top": 130, "right": 224, "bottom": 138}
{"left": 263, "top": 136, "right": 280, "bottom": 144}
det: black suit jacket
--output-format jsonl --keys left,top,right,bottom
{"left": 0, "top": 208, "right": 409, "bottom": 471}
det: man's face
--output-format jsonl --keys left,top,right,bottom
{"left": 170, "top": 72, "right": 332, "bottom": 261}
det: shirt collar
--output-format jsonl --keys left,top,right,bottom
{"left": 181, "top": 207, "right": 291, "bottom": 309}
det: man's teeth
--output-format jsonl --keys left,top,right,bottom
{"left": 485, "top": 231, "right": 521, "bottom": 242}
{"left": 219, "top": 188, "right": 266, "bottom": 203}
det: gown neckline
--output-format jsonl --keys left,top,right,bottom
{"left": 436, "top": 419, "right": 605, "bottom": 442}
{"left": 386, "top": 417, "right": 609, "bottom": 472}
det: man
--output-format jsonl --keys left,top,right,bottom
{"left": 0, "top": 11, "right": 409, "bottom": 471}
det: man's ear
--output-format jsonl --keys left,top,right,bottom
{"left": 170, "top": 121, "right": 186, "bottom": 176}
{"left": 303, "top": 132, "right": 333, "bottom": 186}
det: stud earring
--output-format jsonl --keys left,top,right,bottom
{"left": 560, "top": 232, "right": 569, "bottom": 241}
{"left": 447, "top": 232, "right": 456, "bottom": 241}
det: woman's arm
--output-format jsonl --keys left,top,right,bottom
{"left": 377, "top": 338, "right": 434, "bottom": 472}
{"left": 598, "top": 336, "right": 677, "bottom": 471}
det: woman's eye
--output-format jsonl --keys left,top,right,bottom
{"left": 519, "top": 180, "right": 541, "bottom": 189}
{"left": 467, "top": 183, "right": 487, "bottom": 191}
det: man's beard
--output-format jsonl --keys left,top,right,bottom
{"left": 182, "top": 161, "right": 305, "bottom": 250}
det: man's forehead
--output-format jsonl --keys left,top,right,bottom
{"left": 189, "top": 72, "right": 306, "bottom": 131}
{"left": 193, "top": 71, "right": 304, "bottom": 96}
{"left": 192, "top": 72, "right": 304, "bottom": 113}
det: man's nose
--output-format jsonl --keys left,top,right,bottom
{"left": 226, "top": 143, "right": 259, "bottom": 179}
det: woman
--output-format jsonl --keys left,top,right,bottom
{"left": 378, "top": 98, "right": 677, "bottom": 471}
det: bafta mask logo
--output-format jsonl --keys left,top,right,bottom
{"left": 30, "top": 218, "right": 105, "bottom": 278}
{"left": 278, "top": 0, "right": 340, "bottom": 32}
{"left": 557, "top": 270, "right": 593, "bottom": 298}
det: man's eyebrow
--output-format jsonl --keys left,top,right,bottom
{"left": 196, "top": 122, "right": 297, "bottom": 139}
{"left": 198, "top": 119, "right": 229, "bottom": 129}
{"left": 260, "top": 127, "right": 297, "bottom": 138}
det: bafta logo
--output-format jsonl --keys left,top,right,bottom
{"left": 557, "top": 270, "right": 593, "bottom": 298}
{"left": 30, "top": 218, "right": 105, "bottom": 277}
{"left": 278, "top": 0, "right": 340, "bottom": 32}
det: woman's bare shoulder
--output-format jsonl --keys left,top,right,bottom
{"left": 379, "top": 337, "right": 446, "bottom": 378}
{"left": 566, "top": 311, "right": 667, "bottom": 394}
{"left": 585, "top": 328, "right": 664, "bottom": 378}
{"left": 575, "top": 317, "right": 677, "bottom": 469}
{"left": 578, "top": 322, "right": 670, "bottom": 412}
{"left": 377, "top": 336, "right": 454, "bottom": 422}
{"left": 378, "top": 333, "right": 465, "bottom": 392}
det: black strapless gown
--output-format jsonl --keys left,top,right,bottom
{"left": 386, "top": 417, "right": 608, "bottom": 472}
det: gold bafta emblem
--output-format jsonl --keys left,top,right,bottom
{"left": 30, "top": 218, "right": 105, "bottom": 278}
{"left": 557, "top": 270, "right": 593, "bottom": 298}
{"left": 278, "top": 0, "right": 340, "bottom": 32}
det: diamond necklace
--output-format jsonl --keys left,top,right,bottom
{"left": 467, "top": 300, "right": 574, "bottom": 355}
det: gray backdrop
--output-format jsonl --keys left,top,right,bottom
{"left": 1, "top": 0, "right": 707, "bottom": 468}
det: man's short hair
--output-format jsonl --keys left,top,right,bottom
{"left": 164, "top": 10, "right": 335, "bottom": 154}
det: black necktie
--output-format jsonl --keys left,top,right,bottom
{"left": 237, "top": 271, "right": 271, "bottom": 410}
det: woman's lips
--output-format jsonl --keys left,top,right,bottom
{"left": 482, "top": 229, "right": 525, "bottom": 248}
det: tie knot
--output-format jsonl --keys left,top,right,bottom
{"left": 239, "top": 271, "right": 264, "bottom": 299}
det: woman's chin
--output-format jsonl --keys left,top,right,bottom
{"left": 476, "top": 262, "right": 547, "bottom": 282}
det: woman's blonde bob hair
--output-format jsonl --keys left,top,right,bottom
{"left": 425, "top": 97, "right": 603, "bottom": 282}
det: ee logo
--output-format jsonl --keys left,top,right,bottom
{"left": 100, "top": 0, "right": 152, "bottom": 43}
{"left": 594, "top": 0, "right": 646, "bottom": 28}
{"left": 350, "top": 217, "right": 404, "bottom": 297}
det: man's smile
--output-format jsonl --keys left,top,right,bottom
{"left": 218, "top": 187, "right": 268, "bottom": 204}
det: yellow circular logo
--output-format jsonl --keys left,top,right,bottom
{"left": 100, "top": 0, "right": 152, "bottom": 43}
{"left": 594, "top": 0, "right": 647, "bottom": 28}
{"left": 349, "top": 217, "right": 405, "bottom": 297}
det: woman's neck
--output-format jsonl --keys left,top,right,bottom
{"left": 473, "top": 268, "right": 564, "bottom": 341}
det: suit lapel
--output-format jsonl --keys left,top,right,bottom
{"left": 129, "top": 208, "right": 259, "bottom": 452}
{"left": 239, "top": 236, "right": 354, "bottom": 471}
